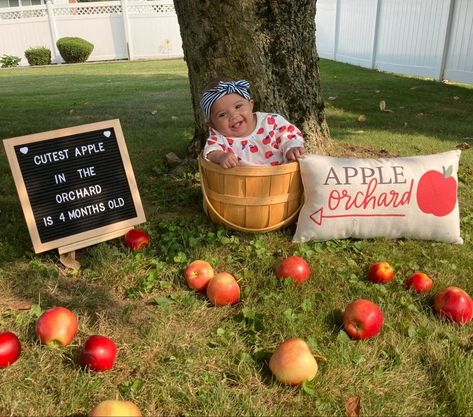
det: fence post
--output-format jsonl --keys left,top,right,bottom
{"left": 46, "top": 0, "right": 61, "bottom": 64}
{"left": 437, "top": 0, "right": 456, "bottom": 81}
{"left": 121, "top": 0, "right": 134, "bottom": 61}
{"left": 370, "top": 0, "right": 382, "bottom": 69}
{"left": 333, "top": 0, "right": 341, "bottom": 60}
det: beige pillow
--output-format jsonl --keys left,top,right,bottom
{"left": 293, "top": 150, "right": 462, "bottom": 244}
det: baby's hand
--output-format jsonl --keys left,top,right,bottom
{"left": 286, "top": 147, "right": 305, "bottom": 161}
{"left": 209, "top": 151, "right": 239, "bottom": 168}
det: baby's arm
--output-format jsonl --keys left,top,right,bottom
{"left": 208, "top": 150, "right": 239, "bottom": 168}
{"left": 285, "top": 146, "right": 305, "bottom": 161}
{"left": 274, "top": 115, "right": 305, "bottom": 162}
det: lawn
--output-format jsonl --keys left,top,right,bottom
{"left": 0, "top": 58, "right": 473, "bottom": 417}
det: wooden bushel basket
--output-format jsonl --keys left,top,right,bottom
{"left": 198, "top": 155, "right": 303, "bottom": 233}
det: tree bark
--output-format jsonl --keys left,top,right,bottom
{"left": 173, "top": 0, "right": 331, "bottom": 157}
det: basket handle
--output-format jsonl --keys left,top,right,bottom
{"left": 198, "top": 157, "right": 303, "bottom": 233}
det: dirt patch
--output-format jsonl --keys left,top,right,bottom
{"left": 330, "top": 143, "right": 399, "bottom": 158}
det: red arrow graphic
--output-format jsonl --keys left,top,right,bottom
{"left": 309, "top": 208, "right": 406, "bottom": 226}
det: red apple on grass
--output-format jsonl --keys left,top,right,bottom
{"left": 206, "top": 272, "right": 240, "bottom": 306}
{"left": 434, "top": 286, "right": 473, "bottom": 325}
{"left": 184, "top": 260, "right": 214, "bottom": 292}
{"left": 269, "top": 338, "right": 318, "bottom": 385}
{"left": 275, "top": 256, "right": 311, "bottom": 286}
{"left": 0, "top": 332, "right": 21, "bottom": 367}
{"left": 124, "top": 229, "right": 149, "bottom": 250}
{"left": 89, "top": 400, "right": 142, "bottom": 417}
{"left": 342, "top": 299, "right": 384, "bottom": 340}
{"left": 36, "top": 306, "right": 78, "bottom": 348}
{"left": 79, "top": 335, "right": 117, "bottom": 372}
{"left": 405, "top": 272, "right": 433, "bottom": 293}
{"left": 368, "top": 261, "right": 394, "bottom": 284}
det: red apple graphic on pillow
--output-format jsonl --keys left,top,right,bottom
{"left": 416, "top": 166, "right": 457, "bottom": 217}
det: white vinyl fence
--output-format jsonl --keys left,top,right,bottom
{"left": 316, "top": 0, "right": 473, "bottom": 84}
{"left": 1, "top": 0, "right": 472, "bottom": 84}
{"left": 0, "top": 0, "right": 183, "bottom": 66}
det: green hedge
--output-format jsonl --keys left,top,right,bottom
{"left": 56, "top": 37, "right": 94, "bottom": 64}
{"left": 24, "top": 47, "right": 51, "bottom": 66}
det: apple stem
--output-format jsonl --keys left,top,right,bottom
{"left": 442, "top": 165, "right": 453, "bottom": 178}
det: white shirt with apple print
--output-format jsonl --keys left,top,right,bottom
{"left": 204, "top": 112, "right": 304, "bottom": 166}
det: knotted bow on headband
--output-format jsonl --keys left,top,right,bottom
{"left": 200, "top": 80, "right": 251, "bottom": 119}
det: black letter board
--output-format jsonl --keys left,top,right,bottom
{"left": 3, "top": 119, "right": 146, "bottom": 253}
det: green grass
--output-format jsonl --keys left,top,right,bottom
{"left": 1, "top": 58, "right": 473, "bottom": 416}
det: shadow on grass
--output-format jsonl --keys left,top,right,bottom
{"left": 319, "top": 59, "right": 473, "bottom": 146}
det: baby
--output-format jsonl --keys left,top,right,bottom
{"left": 201, "top": 79, "right": 305, "bottom": 168}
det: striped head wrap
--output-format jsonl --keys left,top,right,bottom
{"left": 200, "top": 79, "right": 251, "bottom": 120}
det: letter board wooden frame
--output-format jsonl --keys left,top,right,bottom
{"left": 3, "top": 119, "right": 146, "bottom": 254}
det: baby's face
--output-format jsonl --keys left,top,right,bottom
{"left": 209, "top": 93, "right": 256, "bottom": 138}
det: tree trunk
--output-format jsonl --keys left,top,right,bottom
{"left": 173, "top": 0, "right": 331, "bottom": 157}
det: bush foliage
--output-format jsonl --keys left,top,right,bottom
{"left": 0, "top": 54, "right": 21, "bottom": 68}
{"left": 56, "top": 37, "right": 94, "bottom": 64}
{"left": 24, "top": 47, "right": 51, "bottom": 66}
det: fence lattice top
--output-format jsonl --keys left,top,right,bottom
{"left": 0, "top": 1, "right": 175, "bottom": 20}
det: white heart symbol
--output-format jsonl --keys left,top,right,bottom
{"left": 20, "top": 146, "right": 29, "bottom": 154}
{"left": 103, "top": 130, "right": 111, "bottom": 138}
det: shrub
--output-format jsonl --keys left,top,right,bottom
{"left": 24, "top": 47, "right": 51, "bottom": 66}
{"left": 0, "top": 55, "right": 21, "bottom": 68}
{"left": 56, "top": 37, "right": 94, "bottom": 64}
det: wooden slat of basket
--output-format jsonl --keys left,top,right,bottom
{"left": 222, "top": 173, "right": 245, "bottom": 225}
{"left": 268, "top": 171, "right": 290, "bottom": 226}
{"left": 245, "top": 175, "right": 271, "bottom": 228}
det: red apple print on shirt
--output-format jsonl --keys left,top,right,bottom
{"left": 271, "top": 161, "right": 281, "bottom": 166}
{"left": 265, "top": 150, "right": 273, "bottom": 159}
{"left": 279, "top": 126, "right": 287, "bottom": 133}
{"left": 262, "top": 136, "right": 271, "bottom": 145}
{"left": 250, "top": 145, "right": 258, "bottom": 153}
{"left": 267, "top": 116, "right": 276, "bottom": 125}
{"left": 288, "top": 134, "right": 295, "bottom": 140}
{"left": 416, "top": 166, "right": 457, "bottom": 217}
{"left": 208, "top": 140, "right": 216, "bottom": 145}
{"left": 269, "top": 131, "right": 275, "bottom": 137}
{"left": 227, "top": 138, "right": 234, "bottom": 146}
{"left": 241, "top": 140, "right": 248, "bottom": 150}
{"left": 257, "top": 127, "right": 265, "bottom": 135}
{"left": 287, "top": 125, "right": 295, "bottom": 132}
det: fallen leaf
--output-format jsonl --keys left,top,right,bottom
{"left": 410, "top": 86, "right": 419, "bottom": 90}
{"left": 456, "top": 143, "right": 470, "bottom": 150}
{"left": 0, "top": 298, "right": 32, "bottom": 312}
{"left": 453, "top": 96, "right": 460, "bottom": 100}
{"left": 416, "top": 113, "right": 424, "bottom": 118}
{"left": 345, "top": 395, "right": 361, "bottom": 417}
{"left": 358, "top": 114, "right": 367, "bottom": 122}
{"left": 379, "top": 100, "right": 386, "bottom": 111}
{"left": 328, "top": 96, "right": 337, "bottom": 100}
{"left": 151, "top": 110, "right": 158, "bottom": 115}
